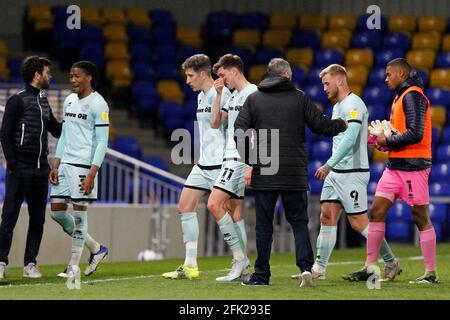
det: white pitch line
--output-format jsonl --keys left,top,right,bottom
{"left": 0, "top": 255, "right": 447, "bottom": 289}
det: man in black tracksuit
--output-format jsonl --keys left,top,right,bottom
{"left": 0, "top": 56, "right": 61, "bottom": 278}
{"left": 234, "top": 58, "right": 347, "bottom": 287}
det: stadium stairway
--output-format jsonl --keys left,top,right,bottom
{"left": 111, "top": 108, "right": 191, "bottom": 178}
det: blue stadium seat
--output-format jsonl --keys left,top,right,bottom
{"left": 432, "top": 126, "right": 440, "bottom": 151}
{"left": 53, "top": 23, "right": 78, "bottom": 42}
{"left": 158, "top": 101, "right": 184, "bottom": 121}
{"left": 149, "top": 9, "right": 175, "bottom": 27}
{"left": 305, "top": 67, "right": 323, "bottom": 85}
{"left": 441, "top": 126, "right": 450, "bottom": 143}
{"left": 53, "top": 26, "right": 80, "bottom": 51}
{"left": 309, "top": 180, "right": 324, "bottom": 195}
{"left": 156, "top": 63, "right": 179, "bottom": 80}
{"left": 8, "top": 58, "right": 22, "bottom": 77}
{"left": 128, "top": 26, "right": 153, "bottom": 45}
{"left": 163, "top": 118, "right": 185, "bottom": 136}
{"left": 311, "top": 140, "right": 332, "bottom": 160}
{"left": 132, "top": 63, "right": 156, "bottom": 82}
{"left": 207, "top": 10, "right": 239, "bottom": 29}
{"left": 429, "top": 203, "right": 447, "bottom": 224}
{"left": 206, "top": 11, "right": 238, "bottom": 41}
{"left": 290, "top": 31, "right": 321, "bottom": 49}
{"left": 430, "top": 163, "right": 450, "bottom": 182}
{"left": 305, "top": 127, "right": 319, "bottom": 144}
{"left": 183, "top": 99, "right": 198, "bottom": 120}
{"left": 153, "top": 45, "right": 177, "bottom": 63}
{"left": 425, "top": 88, "right": 450, "bottom": 107}
{"left": 79, "top": 42, "right": 105, "bottom": 70}
{"left": 356, "top": 14, "right": 388, "bottom": 32}
{"left": 132, "top": 81, "right": 158, "bottom": 99}
{"left": 367, "top": 103, "right": 388, "bottom": 122}
{"left": 152, "top": 27, "right": 177, "bottom": 46}
{"left": 323, "top": 104, "right": 333, "bottom": 118}
{"left": 130, "top": 44, "right": 152, "bottom": 62}
{"left": 79, "top": 42, "right": 103, "bottom": 57}
{"left": 181, "top": 83, "right": 198, "bottom": 101}
{"left": 307, "top": 160, "right": 323, "bottom": 179}
{"left": 177, "top": 46, "right": 198, "bottom": 65}
{"left": 132, "top": 80, "right": 159, "bottom": 117}
{"left": 433, "top": 223, "right": 443, "bottom": 241}
{"left": 136, "top": 96, "right": 159, "bottom": 118}
{"left": 239, "top": 12, "right": 268, "bottom": 30}
{"left": 80, "top": 25, "right": 103, "bottom": 43}
{"left": 51, "top": 5, "right": 69, "bottom": 23}
{"left": 113, "top": 136, "right": 142, "bottom": 159}
{"left": 374, "top": 49, "right": 405, "bottom": 67}
{"left": 254, "top": 48, "right": 283, "bottom": 64}
{"left": 370, "top": 162, "right": 385, "bottom": 182}
{"left": 367, "top": 181, "right": 377, "bottom": 195}
{"left": 386, "top": 201, "right": 412, "bottom": 223}
{"left": 351, "top": 31, "right": 382, "bottom": 50}
{"left": 368, "top": 67, "right": 387, "bottom": 85}
{"left": 314, "top": 49, "right": 344, "bottom": 68}
{"left": 435, "top": 52, "right": 450, "bottom": 68}
{"left": 292, "top": 66, "right": 307, "bottom": 88}
{"left": 9, "top": 76, "right": 23, "bottom": 84}
{"left": 386, "top": 221, "right": 411, "bottom": 241}
{"left": 382, "top": 32, "right": 410, "bottom": 51}
{"left": 436, "top": 144, "right": 450, "bottom": 162}
{"left": 303, "top": 84, "right": 328, "bottom": 106}
{"left": 183, "top": 120, "right": 197, "bottom": 139}
{"left": 230, "top": 47, "right": 254, "bottom": 69}
{"left": 429, "top": 182, "right": 450, "bottom": 197}
{"left": 363, "top": 85, "right": 393, "bottom": 106}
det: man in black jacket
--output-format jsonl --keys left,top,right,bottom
{"left": 0, "top": 56, "right": 61, "bottom": 279}
{"left": 235, "top": 58, "right": 347, "bottom": 287}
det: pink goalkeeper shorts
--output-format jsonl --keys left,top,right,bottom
{"left": 375, "top": 168, "right": 431, "bottom": 206}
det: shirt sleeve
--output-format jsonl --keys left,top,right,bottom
{"left": 221, "top": 92, "right": 232, "bottom": 113}
{"left": 220, "top": 88, "right": 231, "bottom": 109}
{"left": 91, "top": 97, "right": 109, "bottom": 167}
{"left": 326, "top": 122, "right": 361, "bottom": 168}
{"left": 92, "top": 97, "right": 110, "bottom": 127}
{"left": 341, "top": 98, "right": 365, "bottom": 124}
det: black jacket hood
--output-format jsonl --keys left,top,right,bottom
{"left": 396, "top": 70, "right": 425, "bottom": 95}
{"left": 257, "top": 73, "right": 295, "bottom": 93}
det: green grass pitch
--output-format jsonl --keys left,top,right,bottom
{"left": 0, "top": 244, "right": 449, "bottom": 300}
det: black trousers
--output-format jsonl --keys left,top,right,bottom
{"left": 0, "top": 163, "right": 49, "bottom": 266}
{"left": 253, "top": 190, "right": 313, "bottom": 283}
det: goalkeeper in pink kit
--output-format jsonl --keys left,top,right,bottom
{"left": 344, "top": 58, "right": 438, "bottom": 284}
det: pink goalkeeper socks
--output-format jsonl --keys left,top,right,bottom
{"left": 366, "top": 222, "right": 386, "bottom": 265}
{"left": 419, "top": 227, "right": 437, "bottom": 271}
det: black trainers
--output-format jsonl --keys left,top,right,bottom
{"left": 409, "top": 271, "right": 439, "bottom": 284}
{"left": 241, "top": 275, "right": 269, "bottom": 286}
{"left": 342, "top": 267, "right": 375, "bottom": 282}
